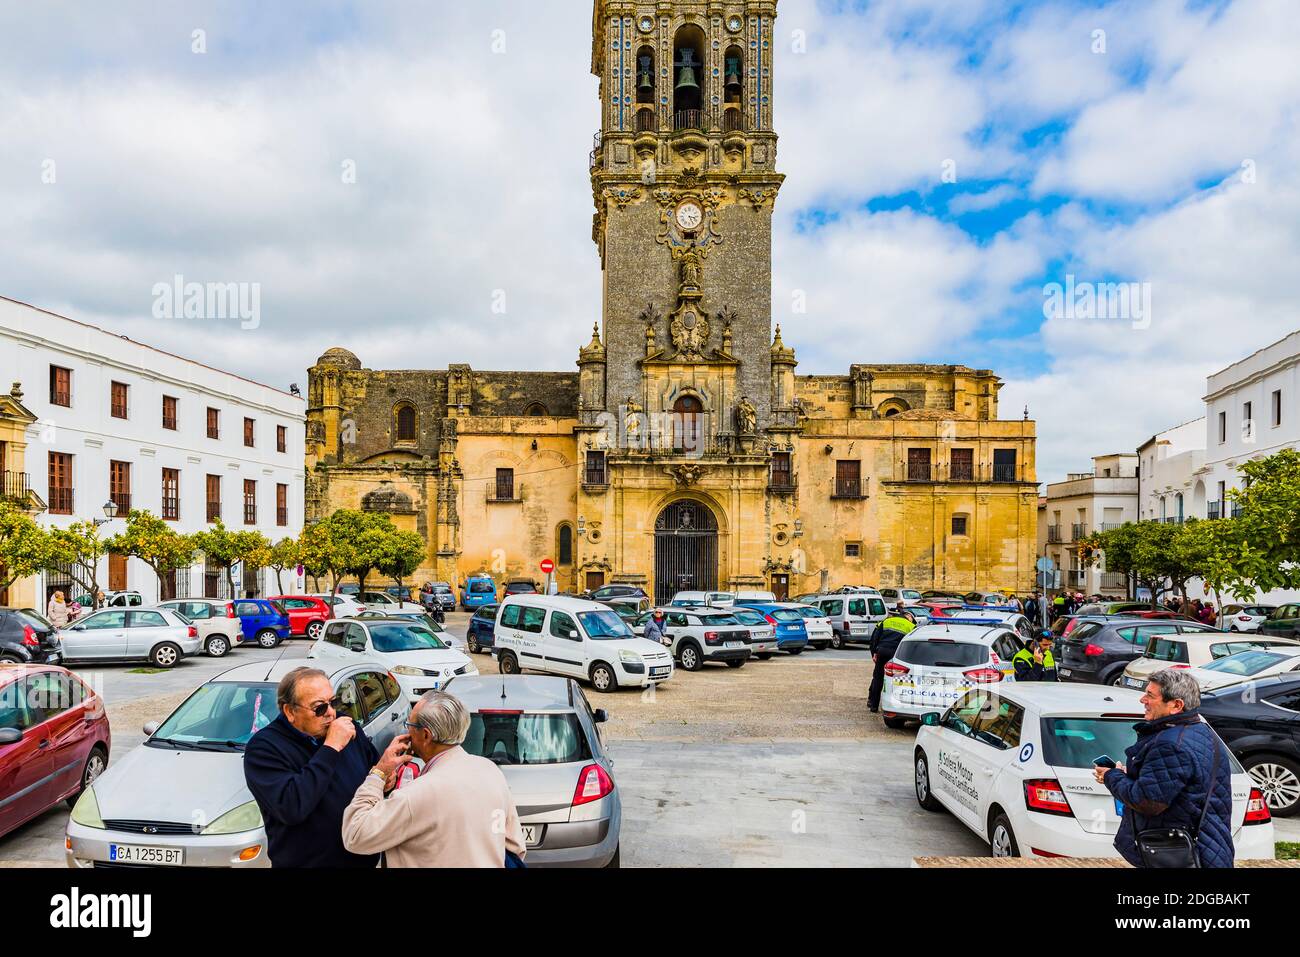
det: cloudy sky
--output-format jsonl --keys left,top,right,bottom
{"left": 1, "top": 0, "right": 1297, "bottom": 483}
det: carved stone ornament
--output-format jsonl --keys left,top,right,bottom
{"left": 669, "top": 304, "right": 711, "bottom": 358}
{"left": 654, "top": 189, "right": 723, "bottom": 255}
{"left": 666, "top": 463, "right": 707, "bottom": 487}
{"left": 740, "top": 186, "right": 779, "bottom": 210}
{"left": 604, "top": 185, "right": 643, "bottom": 210}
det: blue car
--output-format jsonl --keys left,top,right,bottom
{"left": 465, "top": 603, "right": 499, "bottom": 655}
{"left": 461, "top": 576, "right": 498, "bottom": 611}
{"left": 232, "top": 598, "right": 292, "bottom": 648}
{"left": 732, "top": 602, "right": 809, "bottom": 654}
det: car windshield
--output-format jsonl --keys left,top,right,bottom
{"left": 576, "top": 610, "right": 632, "bottom": 639}
{"left": 369, "top": 623, "right": 448, "bottom": 652}
{"left": 462, "top": 712, "right": 592, "bottom": 765}
{"left": 895, "top": 639, "right": 986, "bottom": 668}
{"left": 730, "top": 609, "right": 764, "bottom": 625}
{"left": 770, "top": 609, "right": 803, "bottom": 622}
{"left": 1201, "top": 650, "right": 1292, "bottom": 676}
{"left": 1040, "top": 717, "right": 1140, "bottom": 769}
{"left": 148, "top": 682, "right": 278, "bottom": 750}
{"left": 796, "top": 606, "right": 827, "bottom": 620}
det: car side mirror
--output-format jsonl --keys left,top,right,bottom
{"left": 593, "top": 709, "right": 608, "bottom": 724}
{"left": 0, "top": 728, "right": 22, "bottom": 745}
{"left": 568, "top": 630, "right": 580, "bottom": 640}
{"left": 143, "top": 721, "right": 160, "bottom": 736}
{"left": 920, "top": 712, "right": 941, "bottom": 727}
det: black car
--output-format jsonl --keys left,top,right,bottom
{"left": 584, "top": 584, "right": 648, "bottom": 602}
{"left": 0, "top": 608, "right": 63, "bottom": 664}
{"left": 1057, "top": 617, "right": 1215, "bottom": 686}
{"left": 466, "top": 603, "right": 499, "bottom": 655}
{"left": 1200, "top": 674, "right": 1300, "bottom": 817}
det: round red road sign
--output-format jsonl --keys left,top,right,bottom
{"left": 539, "top": 558, "right": 555, "bottom": 575}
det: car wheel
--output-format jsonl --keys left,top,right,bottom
{"left": 499, "top": 652, "right": 520, "bottom": 675}
{"left": 306, "top": 621, "right": 325, "bottom": 640}
{"left": 205, "top": 636, "right": 230, "bottom": 658}
{"left": 915, "top": 751, "right": 943, "bottom": 811}
{"left": 0, "top": 654, "right": 21, "bottom": 664}
{"left": 256, "top": 629, "right": 280, "bottom": 649}
{"left": 883, "top": 715, "right": 908, "bottom": 730}
{"left": 989, "top": 811, "right": 1020, "bottom": 858}
{"left": 726, "top": 659, "right": 745, "bottom": 669}
{"left": 755, "top": 652, "right": 773, "bottom": 660}
{"left": 150, "top": 642, "right": 181, "bottom": 668}
{"left": 66, "top": 746, "right": 108, "bottom": 808}
{"left": 1245, "top": 753, "right": 1300, "bottom": 817}
{"left": 604, "top": 844, "right": 621, "bottom": 868}
{"left": 589, "top": 662, "right": 617, "bottom": 693}
{"left": 679, "top": 643, "right": 702, "bottom": 672}
{"left": 830, "top": 632, "right": 844, "bottom": 650}
{"left": 467, "top": 636, "right": 480, "bottom": 654}
{"left": 787, "top": 648, "right": 803, "bottom": 656}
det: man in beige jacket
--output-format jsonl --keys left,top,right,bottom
{"left": 342, "top": 690, "right": 526, "bottom": 868}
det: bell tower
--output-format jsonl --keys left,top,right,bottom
{"left": 588, "top": 1, "right": 784, "bottom": 431}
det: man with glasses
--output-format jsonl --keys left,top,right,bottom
{"left": 245, "top": 667, "right": 396, "bottom": 867}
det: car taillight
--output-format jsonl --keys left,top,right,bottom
{"left": 883, "top": 660, "right": 910, "bottom": 678}
{"left": 1244, "top": 788, "right": 1271, "bottom": 825}
{"left": 226, "top": 603, "right": 236, "bottom": 618}
{"left": 1024, "top": 779, "right": 1073, "bottom": 816}
{"left": 1238, "top": 616, "right": 1252, "bottom": 622}
{"left": 187, "top": 626, "right": 198, "bottom": 638}
{"left": 703, "top": 631, "right": 721, "bottom": 644}
{"left": 1168, "top": 663, "right": 1190, "bottom": 669}
{"left": 572, "top": 764, "right": 614, "bottom": 807}
{"left": 763, "top": 614, "right": 778, "bottom": 625}
{"left": 1084, "top": 643, "right": 1105, "bottom": 657}
{"left": 21, "top": 625, "right": 39, "bottom": 647}
{"left": 963, "top": 667, "right": 1002, "bottom": 683}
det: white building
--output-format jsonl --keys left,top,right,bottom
{"left": 1038, "top": 453, "right": 1139, "bottom": 596}
{"left": 1137, "top": 417, "right": 1205, "bottom": 524}
{"left": 0, "top": 295, "right": 306, "bottom": 604}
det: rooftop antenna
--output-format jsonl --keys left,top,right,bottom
{"left": 263, "top": 645, "right": 289, "bottom": 682}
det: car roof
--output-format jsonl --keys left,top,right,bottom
{"left": 443, "top": 674, "right": 575, "bottom": 711}
{"left": 501, "top": 594, "right": 612, "bottom": 613}
{"left": 996, "top": 682, "right": 1145, "bottom": 715}
{"left": 906, "top": 623, "right": 1009, "bottom": 643}
{"left": 213, "top": 659, "right": 369, "bottom": 684}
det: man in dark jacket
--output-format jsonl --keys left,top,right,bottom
{"left": 868, "top": 611, "right": 915, "bottom": 713}
{"left": 1012, "top": 633, "right": 1058, "bottom": 681}
{"left": 244, "top": 666, "right": 383, "bottom": 868}
{"left": 1096, "top": 669, "right": 1234, "bottom": 868}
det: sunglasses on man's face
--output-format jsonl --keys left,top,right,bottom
{"left": 299, "top": 697, "right": 343, "bottom": 718}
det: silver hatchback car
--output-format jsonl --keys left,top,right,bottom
{"left": 444, "top": 674, "right": 621, "bottom": 867}
{"left": 58, "top": 607, "right": 202, "bottom": 668}
{"left": 65, "top": 660, "right": 409, "bottom": 868}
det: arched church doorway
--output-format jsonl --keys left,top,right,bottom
{"left": 654, "top": 499, "right": 718, "bottom": 604}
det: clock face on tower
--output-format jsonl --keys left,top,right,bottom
{"left": 675, "top": 201, "right": 703, "bottom": 231}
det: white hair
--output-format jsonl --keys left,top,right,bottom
{"left": 413, "top": 690, "right": 471, "bottom": 745}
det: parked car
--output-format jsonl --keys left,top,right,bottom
{"left": 229, "top": 598, "right": 291, "bottom": 649}
{"left": 59, "top": 608, "right": 202, "bottom": 668}
{"left": 503, "top": 579, "right": 540, "bottom": 598}
{"left": 358, "top": 591, "right": 424, "bottom": 615}
{"left": 384, "top": 585, "right": 414, "bottom": 602}
{"left": 879, "top": 588, "right": 923, "bottom": 610}
{"left": 354, "top": 609, "right": 461, "bottom": 651}
{"left": 726, "top": 607, "right": 779, "bottom": 659}
{"left": 157, "top": 599, "right": 243, "bottom": 657}
{"left": 307, "top": 593, "right": 366, "bottom": 620}
{"left": 461, "top": 576, "right": 499, "bottom": 610}
{"left": 733, "top": 590, "right": 776, "bottom": 603}
{"left": 793, "top": 605, "right": 834, "bottom": 650}
{"left": 444, "top": 674, "right": 621, "bottom": 866}
{"left": 880, "top": 623, "right": 1016, "bottom": 729}
{"left": 466, "top": 603, "right": 500, "bottom": 655}
{"left": 731, "top": 603, "right": 809, "bottom": 655}
{"left": 807, "top": 594, "right": 888, "bottom": 649}
{"left": 492, "top": 595, "right": 673, "bottom": 693}
{"left": 65, "top": 659, "right": 408, "bottom": 868}
{"left": 72, "top": 591, "right": 144, "bottom": 609}
{"left": 1199, "top": 674, "right": 1300, "bottom": 817}
{"left": 337, "top": 583, "right": 361, "bottom": 597}
{"left": 1, "top": 664, "right": 111, "bottom": 840}
{"left": 584, "top": 584, "right": 648, "bottom": 603}
{"left": 0, "top": 607, "right": 63, "bottom": 664}
{"left": 1257, "top": 603, "right": 1300, "bottom": 640}
{"left": 792, "top": 593, "right": 822, "bottom": 605}
{"left": 1057, "top": 617, "right": 1186, "bottom": 686}
{"left": 420, "top": 582, "right": 456, "bottom": 613}
{"left": 1119, "top": 632, "right": 1300, "bottom": 691}
{"left": 1185, "top": 647, "right": 1300, "bottom": 693}
{"left": 670, "top": 590, "right": 735, "bottom": 607}
{"left": 1074, "top": 601, "right": 1162, "bottom": 617}
{"left": 914, "top": 683, "right": 1274, "bottom": 857}
{"left": 921, "top": 591, "right": 965, "bottom": 602}
{"left": 265, "top": 595, "right": 333, "bottom": 641}
{"left": 637, "top": 607, "right": 751, "bottom": 672}
{"left": 309, "top": 616, "right": 477, "bottom": 703}
{"left": 1218, "top": 604, "right": 1277, "bottom": 633}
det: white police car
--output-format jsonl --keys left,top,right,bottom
{"left": 913, "top": 683, "right": 1275, "bottom": 859}
{"left": 880, "top": 622, "right": 1023, "bottom": 729}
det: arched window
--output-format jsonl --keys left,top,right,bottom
{"left": 672, "top": 395, "right": 704, "bottom": 453}
{"left": 1175, "top": 493, "right": 1184, "bottom": 523}
{"left": 637, "top": 47, "right": 655, "bottom": 105}
{"left": 723, "top": 46, "right": 744, "bottom": 132}
{"left": 672, "top": 26, "right": 706, "bottom": 129}
{"left": 558, "top": 524, "right": 573, "bottom": 566}
{"left": 395, "top": 404, "right": 417, "bottom": 442}
{"left": 524, "top": 402, "right": 548, "bottom": 417}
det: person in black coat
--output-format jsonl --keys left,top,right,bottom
{"left": 868, "top": 612, "right": 916, "bottom": 713}
{"left": 244, "top": 667, "right": 384, "bottom": 868}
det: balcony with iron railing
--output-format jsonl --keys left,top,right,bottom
{"left": 1099, "top": 523, "right": 1123, "bottom": 532}
{"left": 1, "top": 471, "right": 31, "bottom": 505}
{"left": 831, "top": 478, "right": 866, "bottom": 500}
{"left": 907, "top": 462, "right": 932, "bottom": 482}
{"left": 1047, "top": 525, "right": 1062, "bottom": 543}
{"left": 1101, "top": 572, "right": 1128, "bottom": 590}
{"left": 1207, "top": 501, "right": 1221, "bottom": 520}
{"left": 1072, "top": 523, "right": 1089, "bottom": 540}
{"left": 635, "top": 109, "right": 656, "bottom": 134}
{"left": 487, "top": 479, "right": 522, "bottom": 504}
{"left": 768, "top": 472, "right": 798, "bottom": 495}
{"left": 993, "top": 463, "right": 1019, "bottom": 483}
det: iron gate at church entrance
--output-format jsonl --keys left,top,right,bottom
{"left": 654, "top": 500, "right": 718, "bottom": 604}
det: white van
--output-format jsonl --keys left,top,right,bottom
{"left": 493, "top": 595, "right": 675, "bottom": 693}
{"left": 670, "top": 590, "right": 735, "bottom": 607}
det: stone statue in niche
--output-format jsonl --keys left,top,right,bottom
{"left": 736, "top": 396, "right": 757, "bottom": 435}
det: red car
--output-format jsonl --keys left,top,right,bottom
{"left": 0, "top": 664, "right": 111, "bottom": 839}
{"left": 269, "top": 595, "right": 334, "bottom": 640}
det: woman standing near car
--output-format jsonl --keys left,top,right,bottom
{"left": 46, "top": 591, "right": 70, "bottom": 629}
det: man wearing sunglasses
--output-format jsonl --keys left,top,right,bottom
{"left": 244, "top": 667, "right": 386, "bottom": 868}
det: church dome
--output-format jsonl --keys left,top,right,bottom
{"left": 361, "top": 481, "right": 414, "bottom": 514}
{"left": 317, "top": 347, "right": 362, "bottom": 371}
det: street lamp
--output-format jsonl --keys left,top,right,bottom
{"left": 93, "top": 501, "right": 119, "bottom": 528}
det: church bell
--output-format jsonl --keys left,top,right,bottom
{"left": 724, "top": 56, "right": 742, "bottom": 90}
{"left": 674, "top": 49, "right": 700, "bottom": 93}
{"left": 638, "top": 56, "right": 654, "bottom": 93}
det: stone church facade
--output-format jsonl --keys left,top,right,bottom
{"left": 305, "top": 0, "right": 1038, "bottom": 602}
